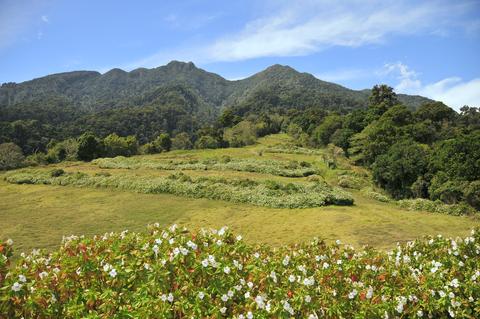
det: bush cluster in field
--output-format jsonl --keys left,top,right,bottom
{"left": 1, "top": 225, "right": 479, "bottom": 318}
{"left": 398, "top": 199, "right": 476, "bottom": 217}
{"left": 4, "top": 169, "right": 353, "bottom": 208}
{"left": 93, "top": 156, "right": 318, "bottom": 178}
{"left": 263, "top": 145, "right": 324, "bottom": 155}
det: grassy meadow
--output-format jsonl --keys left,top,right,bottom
{"left": 1, "top": 134, "right": 478, "bottom": 254}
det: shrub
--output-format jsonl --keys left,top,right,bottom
{"left": 337, "top": 175, "right": 362, "bottom": 190}
{"left": 465, "top": 181, "right": 480, "bottom": 210}
{"left": 361, "top": 187, "right": 392, "bottom": 203}
{"left": 4, "top": 169, "right": 354, "bottom": 209}
{"left": 50, "top": 168, "right": 65, "bottom": 177}
{"left": 194, "top": 135, "right": 219, "bottom": 149}
{"left": 93, "top": 157, "right": 319, "bottom": 178}
{"left": 223, "top": 121, "right": 257, "bottom": 147}
{"left": 397, "top": 198, "right": 476, "bottom": 216}
{"left": 103, "top": 133, "right": 138, "bottom": 157}
{"left": 2, "top": 225, "right": 478, "bottom": 318}
{"left": 0, "top": 142, "right": 24, "bottom": 170}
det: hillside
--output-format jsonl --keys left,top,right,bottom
{"left": 0, "top": 61, "right": 431, "bottom": 112}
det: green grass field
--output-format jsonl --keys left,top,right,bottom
{"left": 1, "top": 134, "right": 478, "bottom": 254}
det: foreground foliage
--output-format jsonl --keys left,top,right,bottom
{"left": 4, "top": 169, "right": 353, "bottom": 208}
{"left": 1, "top": 225, "right": 479, "bottom": 318}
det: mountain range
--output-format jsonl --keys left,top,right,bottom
{"left": 0, "top": 61, "right": 432, "bottom": 114}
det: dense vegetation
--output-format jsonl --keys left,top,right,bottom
{"left": 4, "top": 169, "right": 353, "bottom": 208}
{"left": 1, "top": 225, "right": 479, "bottom": 318}
{"left": 93, "top": 156, "right": 318, "bottom": 177}
{"left": 0, "top": 62, "right": 429, "bottom": 156}
{"left": 0, "top": 63, "right": 478, "bottom": 212}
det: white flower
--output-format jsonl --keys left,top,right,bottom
{"left": 255, "top": 295, "right": 265, "bottom": 309}
{"left": 244, "top": 291, "right": 250, "bottom": 299}
{"left": 303, "top": 277, "right": 314, "bottom": 286}
{"left": 153, "top": 245, "right": 159, "bottom": 256}
{"left": 366, "top": 286, "right": 374, "bottom": 299}
{"left": 265, "top": 302, "right": 271, "bottom": 312}
{"left": 448, "top": 307, "right": 455, "bottom": 317}
{"left": 417, "top": 310, "right": 423, "bottom": 317}
{"left": 11, "top": 282, "right": 22, "bottom": 292}
{"left": 18, "top": 275, "right": 27, "bottom": 283}
{"left": 253, "top": 252, "right": 260, "bottom": 258}
{"left": 39, "top": 271, "right": 48, "bottom": 280}
{"left": 247, "top": 281, "right": 254, "bottom": 289}
{"left": 109, "top": 268, "right": 117, "bottom": 278}
{"left": 450, "top": 278, "right": 459, "bottom": 288}
{"left": 216, "top": 240, "right": 222, "bottom": 246}
{"left": 155, "top": 238, "right": 162, "bottom": 244}
{"left": 6, "top": 239, "right": 13, "bottom": 246}
{"left": 198, "top": 291, "right": 205, "bottom": 300}
{"left": 144, "top": 263, "right": 150, "bottom": 270}
{"left": 348, "top": 289, "right": 357, "bottom": 299}
{"left": 439, "top": 290, "right": 446, "bottom": 298}
{"left": 323, "top": 262, "right": 330, "bottom": 269}
{"left": 224, "top": 266, "right": 231, "bottom": 274}
{"left": 288, "top": 274, "right": 296, "bottom": 283}
{"left": 282, "top": 256, "right": 290, "bottom": 266}
{"left": 336, "top": 239, "right": 341, "bottom": 245}
{"left": 201, "top": 259, "right": 209, "bottom": 267}
{"left": 218, "top": 227, "right": 226, "bottom": 236}
{"left": 305, "top": 295, "right": 312, "bottom": 303}
{"left": 167, "top": 293, "right": 174, "bottom": 302}
{"left": 186, "top": 241, "right": 197, "bottom": 250}
{"left": 221, "top": 294, "right": 229, "bottom": 302}
{"left": 220, "top": 307, "right": 227, "bottom": 314}
{"left": 236, "top": 235, "right": 243, "bottom": 241}
{"left": 168, "top": 238, "right": 175, "bottom": 245}
{"left": 228, "top": 290, "right": 234, "bottom": 297}
{"left": 246, "top": 311, "right": 253, "bottom": 319}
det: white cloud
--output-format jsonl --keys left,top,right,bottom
{"left": 382, "top": 62, "right": 422, "bottom": 94}
{"left": 421, "top": 77, "right": 480, "bottom": 110}
{"left": 382, "top": 62, "right": 480, "bottom": 110}
{"left": 124, "top": 0, "right": 476, "bottom": 68}
{"left": 41, "top": 15, "right": 49, "bottom": 23}
{"left": 204, "top": 0, "right": 473, "bottom": 62}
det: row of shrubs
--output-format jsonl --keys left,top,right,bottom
{"left": 93, "top": 156, "right": 318, "bottom": 178}
{"left": 4, "top": 169, "right": 353, "bottom": 208}
{"left": 1, "top": 225, "right": 479, "bottom": 318}
{"left": 263, "top": 145, "right": 324, "bottom": 155}
{"left": 358, "top": 187, "right": 477, "bottom": 216}
{"left": 397, "top": 198, "right": 477, "bottom": 216}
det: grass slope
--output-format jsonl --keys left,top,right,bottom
{"left": 1, "top": 134, "right": 478, "bottom": 254}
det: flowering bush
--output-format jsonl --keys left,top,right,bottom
{"left": 93, "top": 156, "right": 318, "bottom": 177}
{"left": 1, "top": 225, "right": 479, "bottom": 318}
{"left": 4, "top": 170, "right": 353, "bottom": 208}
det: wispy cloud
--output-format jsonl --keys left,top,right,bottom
{"left": 382, "top": 62, "right": 480, "bottom": 110}
{"left": 204, "top": 0, "right": 473, "bottom": 62}
{"left": 124, "top": 0, "right": 477, "bottom": 69}
{"left": 41, "top": 15, "right": 49, "bottom": 23}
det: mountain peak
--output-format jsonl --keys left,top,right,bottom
{"left": 165, "top": 60, "right": 197, "bottom": 70}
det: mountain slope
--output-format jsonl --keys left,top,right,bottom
{"left": 0, "top": 61, "right": 432, "bottom": 113}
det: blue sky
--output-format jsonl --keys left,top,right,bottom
{"left": 0, "top": 0, "right": 479, "bottom": 109}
